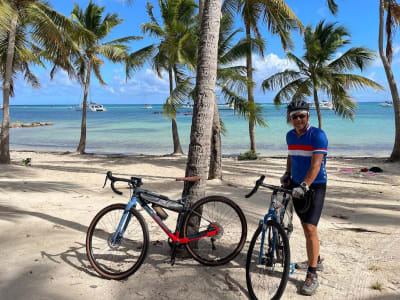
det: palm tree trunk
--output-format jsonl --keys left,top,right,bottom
{"left": 209, "top": 98, "right": 222, "bottom": 179}
{"left": 183, "top": 0, "right": 222, "bottom": 201}
{"left": 0, "top": 13, "right": 18, "bottom": 164}
{"left": 313, "top": 87, "right": 323, "bottom": 129}
{"left": 246, "top": 23, "right": 256, "bottom": 153}
{"left": 77, "top": 57, "right": 93, "bottom": 154}
{"left": 379, "top": 0, "right": 400, "bottom": 161}
{"left": 169, "top": 67, "right": 183, "bottom": 155}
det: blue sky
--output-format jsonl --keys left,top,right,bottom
{"left": 11, "top": 0, "right": 400, "bottom": 105}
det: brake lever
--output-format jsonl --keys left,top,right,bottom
{"left": 103, "top": 175, "right": 108, "bottom": 188}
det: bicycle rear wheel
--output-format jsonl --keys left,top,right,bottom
{"left": 183, "top": 195, "right": 247, "bottom": 266}
{"left": 86, "top": 204, "right": 149, "bottom": 280}
{"left": 246, "top": 220, "right": 290, "bottom": 300}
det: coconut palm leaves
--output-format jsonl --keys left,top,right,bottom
{"left": 0, "top": 0, "right": 88, "bottom": 163}
{"left": 141, "top": 0, "right": 197, "bottom": 155}
{"left": 262, "top": 21, "right": 383, "bottom": 129}
{"left": 222, "top": 0, "right": 303, "bottom": 153}
{"left": 71, "top": 0, "right": 143, "bottom": 154}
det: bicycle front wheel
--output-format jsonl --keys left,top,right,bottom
{"left": 183, "top": 195, "right": 247, "bottom": 266}
{"left": 86, "top": 204, "right": 149, "bottom": 280}
{"left": 246, "top": 220, "right": 290, "bottom": 300}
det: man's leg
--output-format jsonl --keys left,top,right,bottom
{"left": 300, "top": 222, "right": 320, "bottom": 295}
{"left": 302, "top": 223, "right": 319, "bottom": 267}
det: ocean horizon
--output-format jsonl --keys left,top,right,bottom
{"left": 3, "top": 102, "right": 395, "bottom": 157}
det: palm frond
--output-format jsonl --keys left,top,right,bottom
{"left": 262, "top": 70, "right": 302, "bottom": 91}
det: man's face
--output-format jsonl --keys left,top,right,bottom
{"left": 290, "top": 112, "right": 309, "bottom": 131}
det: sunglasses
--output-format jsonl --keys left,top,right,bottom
{"left": 291, "top": 114, "right": 307, "bottom": 120}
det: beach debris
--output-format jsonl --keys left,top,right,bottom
{"left": 369, "top": 166, "right": 383, "bottom": 173}
{"left": 332, "top": 214, "right": 349, "bottom": 220}
{"left": 338, "top": 168, "right": 378, "bottom": 177}
{"left": 22, "top": 157, "right": 31, "bottom": 166}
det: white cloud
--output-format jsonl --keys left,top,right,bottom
{"left": 252, "top": 53, "right": 297, "bottom": 83}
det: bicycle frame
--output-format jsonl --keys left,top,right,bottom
{"left": 111, "top": 193, "right": 219, "bottom": 246}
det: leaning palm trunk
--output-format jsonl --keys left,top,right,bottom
{"left": 77, "top": 58, "right": 93, "bottom": 154}
{"left": 313, "top": 87, "right": 323, "bottom": 129}
{"left": 183, "top": 0, "right": 222, "bottom": 200}
{"left": 0, "top": 14, "right": 18, "bottom": 164}
{"left": 379, "top": 0, "right": 400, "bottom": 161}
{"left": 168, "top": 67, "right": 183, "bottom": 155}
{"left": 209, "top": 99, "right": 222, "bottom": 179}
{"left": 246, "top": 24, "right": 256, "bottom": 153}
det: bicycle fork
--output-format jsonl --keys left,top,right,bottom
{"left": 111, "top": 196, "right": 137, "bottom": 245}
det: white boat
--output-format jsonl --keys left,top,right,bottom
{"left": 218, "top": 103, "right": 235, "bottom": 110}
{"left": 182, "top": 102, "right": 193, "bottom": 109}
{"left": 88, "top": 102, "right": 106, "bottom": 112}
{"left": 75, "top": 102, "right": 106, "bottom": 112}
{"left": 379, "top": 101, "right": 393, "bottom": 107}
{"left": 141, "top": 104, "right": 153, "bottom": 109}
{"left": 308, "top": 101, "right": 334, "bottom": 110}
{"left": 0, "top": 104, "right": 3, "bottom": 109}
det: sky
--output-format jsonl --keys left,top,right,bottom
{"left": 10, "top": 0, "right": 400, "bottom": 105}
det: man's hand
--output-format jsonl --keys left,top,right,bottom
{"left": 292, "top": 182, "right": 308, "bottom": 198}
{"left": 292, "top": 186, "right": 304, "bottom": 198}
{"left": 280, "top": 172, "right": 291, "bottom": 186}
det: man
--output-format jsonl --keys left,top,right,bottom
{"left": 280, "top": 99, "right": 328, "bottom": 296}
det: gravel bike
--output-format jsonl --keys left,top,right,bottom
{"left": 86, "top": 171, "right": 247, "bottom": 280}
{"left": 245, "top": 175, "right": 305, "bottom": 300}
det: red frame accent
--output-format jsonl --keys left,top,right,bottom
{"left": 152, "top": 213, "right": 219, "bottom": 244}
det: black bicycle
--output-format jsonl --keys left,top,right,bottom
{"left": 86, "top": 171, "right": 247, "bottom": 280}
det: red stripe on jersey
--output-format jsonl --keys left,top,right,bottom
{"left": 288, "top": 145, "right": 313, "bottom": 151}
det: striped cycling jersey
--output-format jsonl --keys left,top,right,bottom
{"left": 286, "top": 125, "right": 328, "bottom": 184}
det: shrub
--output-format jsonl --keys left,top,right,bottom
{"left": 238, "top": 150, "right": 258, "bottom": 160}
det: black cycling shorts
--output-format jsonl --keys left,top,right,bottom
{"left": 290, "top": 182, "right": 326, "bottom": 226}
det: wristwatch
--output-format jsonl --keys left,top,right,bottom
{"left": 300, "top": 181, "right": 309, "bottom": 192}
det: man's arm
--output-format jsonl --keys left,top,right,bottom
{"left": 302, "top": 153, "right": 324, "bottom": 186}
{"left": 286, "top": 156, "right": 291, "bottom": 173}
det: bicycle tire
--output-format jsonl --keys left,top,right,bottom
{"left": 246, "top": 220, "right": 290, "bottom": 300}
{"left": 86, "top": 204, "right": 149, "bottom": 280}
{"left": 183, "top": 195, "right": 247, "bottom": 266}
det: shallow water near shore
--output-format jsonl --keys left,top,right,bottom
{"left": 4, "top": 102, "right": 395, "bottom": 157}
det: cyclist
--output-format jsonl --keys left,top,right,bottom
{"left": 280, "top": 99, "right": 328, "bottom": 296}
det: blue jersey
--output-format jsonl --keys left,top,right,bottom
{"left": 286, "top": 125, "right": 328, "bottom": 184}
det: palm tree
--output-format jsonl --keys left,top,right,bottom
{"left": 262, "top": 21, "right": 384, "bottom": 129}
{"left": 0, "top": 0, "right": 88, "bottom": 164}
{"left": 183, "top": 0, "right": 223, "bottom": 201}
{"left": 71, "top": 1, "right": 142, "bottom": 154}
{"left": 141, "top": 0, "right": 197, "bottom": 155}
{"left": 222, "top": 0, "right": 302, "bottom": 155}
{"left": 209, "top": 14, "right": 266, "bottom": 179}
{"left": 379, "top": 0, "right": 400, "bottom": 161}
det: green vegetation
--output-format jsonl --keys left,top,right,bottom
{"left": 371, "top": 281, "right": 384, "bottom": 291}
{"left": 262, "top": 21, "right": 383, "bottom": 129}
{"left": 238, "top": 150, "right": 258, "bottom": 161}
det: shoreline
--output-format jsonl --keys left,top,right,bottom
{"left": 10, "top": 148, "right": 393, "bottom": 160}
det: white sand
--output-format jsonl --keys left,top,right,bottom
{"left": 0, "top": 151, "right": 399, "bottom": 299}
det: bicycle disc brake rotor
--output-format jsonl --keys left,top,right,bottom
{"left": 107, "top": 233, "right": 122, "bottom": 249}
{"left": 208, "top": 222, "right": 224, "bottom": 239}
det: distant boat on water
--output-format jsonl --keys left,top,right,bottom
{"left": 75, "top": 101, "right": 106, "bottom": 112}
{"left": 218, "top": 103, "right": 235, "bottom": 110}
{"left": 141, "top": 104, "right": 153, "bottom": 109}
{"left": 182, "top": 101, "right": 193, "bottom": 109}
{"left": 308, "top": 101, "right": 334, "bottom": 110}
{"left": 0, "top": 104, "right": 3, "bottom": 109}
{"left": 379, "top": 101, "right": 393, "bottom": 107}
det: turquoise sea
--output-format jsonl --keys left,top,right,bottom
{"left": 3, "top": 103, "right": 395, "bottom": 157}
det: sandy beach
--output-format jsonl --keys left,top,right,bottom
{"left": 0, "top": 150, "right": 399, "bottom": 300}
